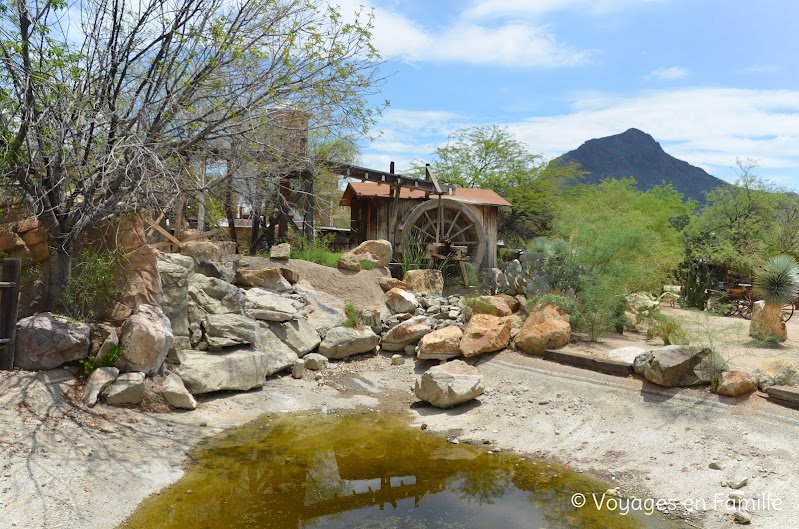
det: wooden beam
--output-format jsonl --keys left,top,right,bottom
{"left": 146, "top": 219, "right": 185, "bottom": 248}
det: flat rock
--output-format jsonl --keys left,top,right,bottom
{"left": 105, "top": 372, "right": 146, "bottom": 406}
{"left": 466, "top": 296, "right": 513, "bottom": 317}
{"left": 157, "top": 261, "right": 191, "bottom": 337}
{"left": 161, "top": 373, "right": 197, "bottom": 409}
{"left": 188, "top": 273, "right": 246, "bottom": 317}
{"left": 403, "top": 269, "right": 444, "bottom": 294}
{"left": 418, "top": 325, "right": 463, "bottom": 360}
{"left": 245, "top": 288, "right": 300, "bottom": 321}
{"left": 318, "top": 326, "right": 379, "bottom": 359}
{"left": 203, "top": 313, "right": 260, "bottom": 348}
{"left": 459, "top": 314, "right": 511, "bottom": 357}
{"left": 179, "top": 349, "right": 271, "bottom": 394}
{"left": 414, "top": 359, "right": 485, "bottom": 408}
{"left": 15, "top": 313, "right": 91, "bottom": 370}
{"left": 83, "top": 367, "right": 119, "bottom": 407}
{"left": 765, "top": 385, "right": 799, "bottom": 405}
{"left": 256, "top": 326, "right": 300, "bottom": 375}
{"left": 608, "top": 346, "right": 647, "bottom": 365}
{"left": 236, "top": 267, "right": 292, "bottom": 291}
{"left": 381, "top": 315, "right": 432, "bottom": 352}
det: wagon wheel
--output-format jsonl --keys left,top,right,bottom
{"left": 783, "top": 302, "right": 795, "bottom": 322}
{"left": 738, "top": 294, "right": 754, "bottom": 320}
{"left": 396, "top": 199, "right": 487, "bottom": 268}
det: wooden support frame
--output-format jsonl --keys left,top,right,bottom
{"left": 0, "top": 259, "right": 20, "bottom": 370}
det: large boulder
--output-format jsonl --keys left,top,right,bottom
{"left": 385, "top": 287, "right": 419, "bottom": 314}
{"left": 515, "top": 304, "right": 571, "bottom": 355}
{"left": 403, "top": 269, "right": 444, "bottom": 294}
{"left": 160, "top": 253, "right": 196, "bottom": 271}
{"left": 414, "top": 360, "right": 485, "bottom": 408}
{"left": 161, "top": 374, "right": 197, "bottom": 410}
{"left": 105, "top": 372, "right": 146, "bottom": 406}
{"left": 269, "top": 318, "right": 321, "bottom": 356}
{"left": 418, "top": 325, "right": 464, "bottom": 360}
{"left": 633, "top": 346, "right": 725, "bottom": 387}
{"left": 716, "top": 370, "right": 758, "bottom": 397}
{"left": 14, "top": 313, "right": 90, "bottom": 370}
{"left": 245, "top": 288, "right": 300, "bottom": 322}
{"left": 181, "top": 240, "right": 236, "bottom": 260}
{"left": 295, "top": 284, "right": 347, "bottom": 336}
{"left": 459, "top": 314, "right": 511, "bottom": 358}
{"left": 352, "top": 240, "right": 392, "bottom": 267}
{"left": 157, "top": 261, "right": 190, "bottom": 337}
{"left": 187, "top": 273, "right": 246, "bottom": 318}
{"left": 753, "top": 359, "right": 799, "bottom": 390}
{"left": 179, "top": 349, "right": 272, "bottom": 394}
{"left": 117, "top": 304, "right": 174, "bottom": 375}
{"left": 318, "top": 326, "right": 380, "bottom": 359}
{"left": 83, "top": 367, "right": 119, "bottom": 407}
{"left": 235, "top": 267, "right": 292, "bottom": 291}
{"left": 381, "top": 315, "right": 432, "bottom": 352}
{"left": 203, "top": 313, "right": 260, "bottom": 349}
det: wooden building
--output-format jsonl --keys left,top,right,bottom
{"left": 340, "top": 181, "right": 511, "bottom": 269}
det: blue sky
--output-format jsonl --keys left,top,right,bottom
{"left": 336, "top": 0, "right": 799, "bottom": 190}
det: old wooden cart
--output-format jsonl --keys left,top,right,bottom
{"left": 707, "top": 269, "right": 795, "bottom": 321}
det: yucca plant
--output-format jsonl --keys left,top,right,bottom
{"left": 751, "top": 255, "right": 799, "bottom": 341}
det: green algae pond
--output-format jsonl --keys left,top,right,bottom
{"left": 120, "top": 413, "right": 692, "bottom": 529}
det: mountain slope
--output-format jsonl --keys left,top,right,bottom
{"left": 557, "top": 128, "right": 727, "bottom": 203}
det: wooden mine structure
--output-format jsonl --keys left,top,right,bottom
{"left": 334, "top": 162, "right": 511, "bottom": 271}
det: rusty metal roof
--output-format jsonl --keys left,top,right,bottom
{"left": 340, "top": 182, "right": 512, "bottom": 207}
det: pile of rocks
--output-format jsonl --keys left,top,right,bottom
{"left": 12, "top": 238, "right": 579, "bottom": 412}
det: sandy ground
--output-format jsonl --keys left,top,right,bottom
{"left": 559, "top": 306, "right": 799, "bottom": 372}
{"left": 2, "top": 335, "right": 799, "bottom": 529}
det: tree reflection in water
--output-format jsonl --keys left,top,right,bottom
{"left": 121, "top": 413, "right": 689, "bottom": 529}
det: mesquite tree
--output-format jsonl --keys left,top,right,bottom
{"left": 0, "top": 0, "right": 384, "bottom": 309}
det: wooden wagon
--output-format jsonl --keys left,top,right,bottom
{"left": 708, "top": 269, "right": 795, "bottom": 321}
{"left": 335, "top": 163, "right": 512, "bottom": 270}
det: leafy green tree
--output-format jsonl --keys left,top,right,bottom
{"left": 414, "top": 125, "right": 583, "bottom": 245}
{"left": 0, "top": 0, "right": 384, "bottom": 309}
{"left": 546, "top": 178, "right": 691, "bottom": 339}
{"left": 685, "top": 159, "right": 785, "bottom": 274}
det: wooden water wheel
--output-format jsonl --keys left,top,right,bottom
{"left": 396, "top": 198, "right": 487, "bottom": 268}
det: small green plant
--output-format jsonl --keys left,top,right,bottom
{"left": 79, "top": 344, "right": 122, "bottom": 375}
{"left": 359, "top": 259, "right": 375, "bottom": 270}
{"left": 646, "top": 312, "right": 688, "bottom": 345}
{"left": 59, "top": 246, "right": 127, "bottom": 321}
{"left": 343, "top": 302, "right": 361, "bottom": 327}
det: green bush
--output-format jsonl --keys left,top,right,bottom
{"left": 646, "top": 312, "right": 688, "bottom": 345}
{"left": 80, "top": 343, "right": 121, "bottom": 375}
{"left": 343, "top": 302, "right": 361, "bottom": 327}
{"left": 59, "top": 246, "right": 127, "bottom": 322}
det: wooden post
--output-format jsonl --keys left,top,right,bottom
{"left": 0, "top": 258, "right": 21, "bottom": 370}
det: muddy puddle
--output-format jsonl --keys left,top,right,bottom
{"left": 121, "top": 412, "right": 692, "bottom": 529}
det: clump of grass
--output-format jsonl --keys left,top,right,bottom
{"left": 646, "top": 312, "right": 688, "bottom": 345}
{"left": 359, "top": 259, "right": 375, "bottom": 270}
{"left": 343, "top": 302, "right": 361, "bottom": 327}
{"left": 80, "top": 344, "right": 122, "bottom": 375}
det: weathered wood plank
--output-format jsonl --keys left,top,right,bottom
{"left": 765, "top": 385, "right": 799, "bottom": 407}
{"left": 543, "top": 349, "right": 633, "bottom": 377}
{"left": 146, "top": 220, "right": 185, "bottom": 249}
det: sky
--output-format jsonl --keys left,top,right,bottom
{"left": 335, "top": 0, "right": 799, "bottom": 190}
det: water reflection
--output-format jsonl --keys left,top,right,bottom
{"left": 121, "top": 413, "right": 688, "bottom": 529}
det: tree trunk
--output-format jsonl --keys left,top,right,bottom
{"left": 750, "top": 302, "right": 787, "bottom": 341}
{"left": 224, "top": 168, "right": 238, "bottom": 250}
{"left": 45, "top": 241, "right": 73, "bottom": 312}
{"left": 197, "top": 157, "right": 207, "bottom": 233}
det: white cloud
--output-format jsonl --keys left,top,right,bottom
{"left": 335, "top": 0, "right": 590, "bottom": 67}
{"left": 364, "top": 88, "right": 799, "bottom": 186}
{"left": 646, "top": 66, "right": 688, "bottom": 80}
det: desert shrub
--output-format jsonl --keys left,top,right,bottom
{"left": 645, "top": 312, "right": 688, "bottom": 345}
{"left": 59, "top": 246, "right": 127, "bottom": 321}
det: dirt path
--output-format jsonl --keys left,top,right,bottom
{"left": 1, "top": 346, "right": 798, "bottom": 529}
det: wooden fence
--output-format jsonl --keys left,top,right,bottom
{"left": 0, "top": 259, "right": 21, "bottom": 370}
